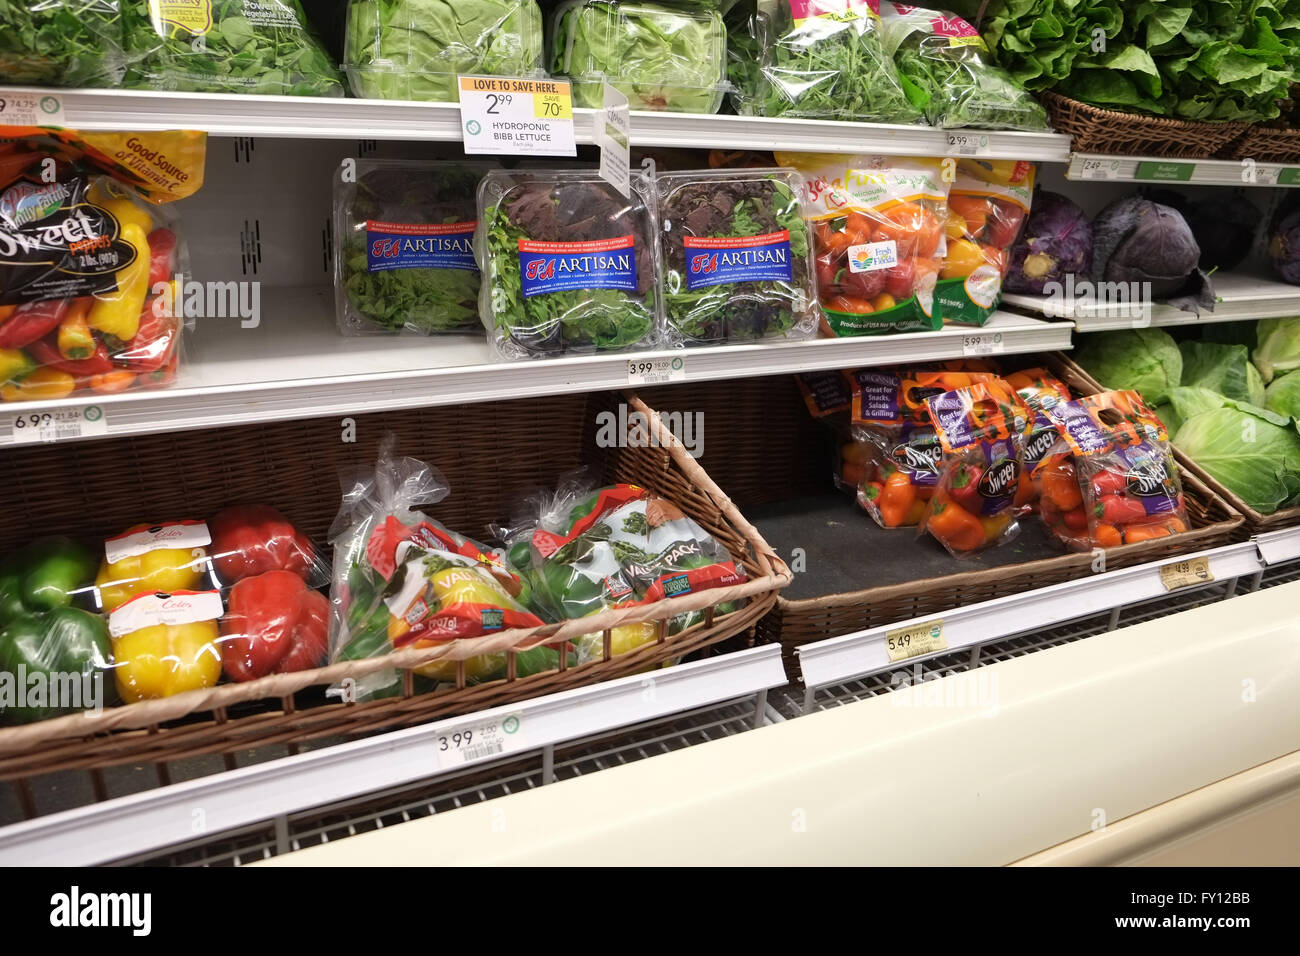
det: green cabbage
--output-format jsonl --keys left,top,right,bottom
{"left": 1166, "top": 386, "right": 1289, "bottom": 427}
{"left": 345, "top": 0, "right": 544, "bottom": 101}
{"left": 1265, "top": 371, "right": 1300, "bottom": 420}
{"left": 1179, "top": 341, "right": 1266, "bottom": 407}
{"left": 551, "top": 0, "right": 727, "bottom": 112}
{"left": 1252, "top": 317, "right": 1300, "bottom": 384}
{"left": 1174, "top": 407, "right": 1300, "bottom": 513}
{"left": 1074, "top": 327, "right": 1182, "bottom": 405}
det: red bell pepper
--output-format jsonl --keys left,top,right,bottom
{"left": 1091, "top": 469, "right": 1127, "bottom": 497}
{"left": 147, "top": 228, "right": 178, "bottom": 288}
{"left": 1095, "top": 494, "right": 1147, "bottom": 525}
{"left": 219, "top": 570, "right": 329, "bottom": 681}
{"left": 27, "top": 337, "right": 114, "bottom": 376}
{"left": 118, "top": 301, "right": 176, "bottom": 372}
{"left": 139, "top": 350, "right": 178, "bottom": 389}
{"left": 209, "top": 504, "right": 317, "bottom": 585}
{"left": 948, "top": 462, "right": 983, "bottom": 512}
{"left": 0, "top": 299, "right": 68, "bottom": 349}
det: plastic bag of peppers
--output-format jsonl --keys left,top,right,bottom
{"left": 1039, "top": 391, "right": 1189, "bottom": 551}
{"left": 1004, "top": 367, "right": 1073, "bottom": 514}
{"left": 0, "top": 145, "right": 187, "bottom": 401}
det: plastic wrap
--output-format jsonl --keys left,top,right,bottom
{"left": 107, "top": 588, "right": 222, "bottom": 702}
{"left": 328, "top": 438, "right": 549, "bottom": 701}
{"left": 551, "top": 0, "right": 729, "bottom": 113}
{"left": 730, "top": 0, "right": 921, "bottom": 123}
{"left": 500, "top": 477, "right": 747, "bottom": 664}
{"left": 0, "top": 0, "right": 128, "bottom": 86}
{"left": 334, "top": 160, "right": 486, "bottom": 336}
{"left": 936, "top": 159, "right": 1034, "bottom": 328}
{"left": 776, "top": 152, "right": 949, "bottom": 334}
{"left": 657, "top": 168, "right": 816, "bottom": 345}
{"left": 219, "top": 569, "right": 328, "bottom": 682}
{"left": 1004, "top": 368, "right": 1072, "bottom": 514}
{"left": 878, "top": 2, "right": 1049, "bottom": 130}
{"left": 1043, "top": 391, "right": 1189, "bottom": 552}
{"left": 122, "top": 0, "right": 343, "bottom": 96}
{"left": 0, "top": 149, "right": 190, "bottom": 400}
{"left": 345, "top": 0, "right": 545, "bottom": 101}
{"left": 477, "top": 169, "right": 659, "bottom": 359}
{"left": 920, "top": 378, "right": 1029, "bottom": 557}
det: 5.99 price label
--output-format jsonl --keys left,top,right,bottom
{"left": 4, "top": 405, "right": 108, "bottom": 444}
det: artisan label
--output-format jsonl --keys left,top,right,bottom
{"left": 847, "top": 239, "right": 897, "bottom": 273}
{"left": 683, "top": 230, "right": 793, "bottom": 290}
{"left": 105, "top": 521, "right": 211, "bottom": 564}
{"left": 519, "top": 235, "right": 637, "bottom": 297}
{"left": 109, "top": 589, "right": 223, "bottom": 637}
{"left": 365, "top": 220, "right": 477, "bottom": 273}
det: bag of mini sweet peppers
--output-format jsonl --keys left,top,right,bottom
{"left": 1043, "top": 390, "right": 1189, "bottom": 552}
{"left": 1004, "top": 368, "right": 1072, "bottom": 514}
{"left": 920, "top": 378, "right": 1030, "bottom": 556}
{"left": 0, "top": 535, "right": 113, "bottom": 724}
{"left": 936, "top": 159, "right": 1033, "bottom": 327}
{"left": 327, "top": 437, "right": 552, "bottom": 701}
{"left": 0, "top": 133, "right": 197, "bottom": 401}
{"left": 501, "top": 477, "right": 747, "bottom": 664}
{"left": 774, "top": 152, "right": 949, "bottom": 334}
{"left": 848, "top": 366, "right": 996, "bottom": 528}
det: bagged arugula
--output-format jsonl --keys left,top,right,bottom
{"left": 878, "top": 2, "right": 1048, "bottom": 130}
{"left": 122, "top": 0, "right": 343, "bottom": 96}
{"left": 657, "top": 168, "right": 816, "bottom": 344}
{"left": 0, "top": 0, "right": 127, "bottom": 86}
{"left": 730, "top": 0, "right": 921, "bottom": 124}
{"left": 502, "top": 480, "right": 747, "bottom": 663}
{"left": 477, "top": 169, "right": 659, "bottom": 358}
{"left": 345, "top": 0, "right": 545, "bottom": 101}
{"left": 550, "top": 0, "right": 729, "bottom": 112}
{"left": 334, "top": 160, "right": 486, "bottom": 335}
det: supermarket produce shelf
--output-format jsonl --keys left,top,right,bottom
{"left": 1000, "top": 273, "right": 1300, "bottom": 332}
{"left": 1067, "top": 152, "right": 1300, "bottom": 187}
{"left": 18, "top": 86, "right": 1073, "bottom": 159}
{"left": 0, "top": 287, "right": 1072, "bottom": 444}
{"left": 0, "top": 644, "right": 785, "bottom": 866}
{"left": 1255, "top": 526, "right": 1300, "bottom": 566}
{"left": 793, "top": 541, "right": 1263, "bottom": 700}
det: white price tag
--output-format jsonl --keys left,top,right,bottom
{"left": 598, "top": 83, "right": 631, "bottom": 199}
{"left": 436, "top": 713, "right": 527, "bottom": 768}
{"left": 0, "top": 91, "right": 65, "bottom": 127}
{"left": 4, "top": 405, "right": 108, "bottom": 444}
{"left": 946, "top": 132, "right": 990, "bottom": 156}
{"left": 961, "top": 331, "right": 1004, "bottom": 356}
{"left": 627, "top": 356, "right": 686, "bottom": 386}
{"left": 1253, "top": 166, "right": 1279, "bottom": 186}
{"left": 1078, "top": 157, "right": 1121, "bottom": 180}
{"left": 457, "top": 76, "right": 576, "bottom": 157}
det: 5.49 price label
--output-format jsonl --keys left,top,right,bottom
{"left": 884, "top": 619, "right": 946, "bottom": 663}
{"left": 3, "top": 405, "right": 108, "bottom": 444}
{"left": 435, "top": 712, "right": 528, "bottom": 769}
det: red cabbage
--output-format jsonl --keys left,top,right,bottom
{"left": 1003, "top": 191, "right": 1092, "bottom": 294}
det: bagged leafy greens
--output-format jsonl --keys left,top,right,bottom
{"left": 334, "top": 160, "right": 485, "bottom": 335}
{"left": 657, "top": 168, "right": 816, "bottom": 344}
{"left": 477, "top": 169, "right": 659, "bottom": 358}
{"left": 0, "top": 0, "right": 127, "bottom": 86}
{"left": 731, "top": 0, "right": 922, "bottom": 123}
{"left": 122, "top": 0, "right": 343, "bottom": 96}
{"left": 551, "top": 0, "right": 728, "bottom": 112}
{"left": 877, "top": 2, "right": 1048, "bottom": 130}
{"left": 344, "top": 0, "right": 544, "bottom": 101}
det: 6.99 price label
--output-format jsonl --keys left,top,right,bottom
{"left": 4, "top": 406, "right": 108, "bottom": 444}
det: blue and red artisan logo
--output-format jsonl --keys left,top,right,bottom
{"left": 518, "top": 235, "right": 637, "bottom": 298}
{"left": 682, "top": 230, "right": 793, "bottom": 290}
{"left": 365, "top": 220, "right": 477, "bottom": 273}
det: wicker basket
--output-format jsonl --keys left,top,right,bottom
{"left": 0, "top": 393, "right": 790, "bottom": 781}
{"left": 1221, "top": 127, "right": 1300, "bottom": 163}
{"left": 1055, "top": 353, "right": 1300, "bottom": 537}
{"left": 1041, "top": 92, "right": 1248, "bottom": 160}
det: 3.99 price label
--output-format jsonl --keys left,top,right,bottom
{"left": 3, "top": 405, "right": 108, "bottom": 444}
{"left": 627, "top": 356, "right": 686, "bottom": 386}
{"left": 884, "top": 619, "right": 946, "bottom": 663}
{"left": 435, "top": 713, "right": 527, "bottom": 769}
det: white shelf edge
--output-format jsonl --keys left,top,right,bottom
{"left": 795, "top": 542, "right": 1263, "bottom": 691}
{"left": 1255, "top": 526, "right": 1300, "bottom": 565}
{"left": 1068, "top": 152, "right": 1300, "bottom": 188}
{"left": 0, "top": 643, "right": 786, "bottom": 867}
{"left": 0, "top": 301, "right": 1073, "bottom": 444}
{"left": 12, "top": 86, "right": 1071, "bottom": 159}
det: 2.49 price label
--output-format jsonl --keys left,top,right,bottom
{"left": 435, "top": 712, "right": 528, "bottom": 769}
{"left": 3, "top": 406, "right": 108, "bottom": 444}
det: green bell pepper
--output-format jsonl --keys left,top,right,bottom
{"left": 0, "top": 536, "right": 99, "bottom": 624}
{"left": 0, "top": 607, "right": 113, "bottom": 723}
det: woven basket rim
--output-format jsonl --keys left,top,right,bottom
{"left": 1040, "top": 90, "right": 1250, "bottom": 132}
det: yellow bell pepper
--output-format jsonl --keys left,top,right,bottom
{"left": 0, "top": 348, "right": 35, "bottom": 386}
{"left": 112, "top": 621, "right": 222, "bottom": 702}
{"left": 96, "top": 525, "right": 205, "bottom": 611}
{"left": 56, "top": 299, "right": 96, "bottom": 360}
{"left": 87, "top": 180, "right": 155, "bottom": 237}
{"left": 87, "top": 222, "right": 149, "bottom": 341}
{"left": 1, "top": 365, "right": 74, "bottom": 402}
